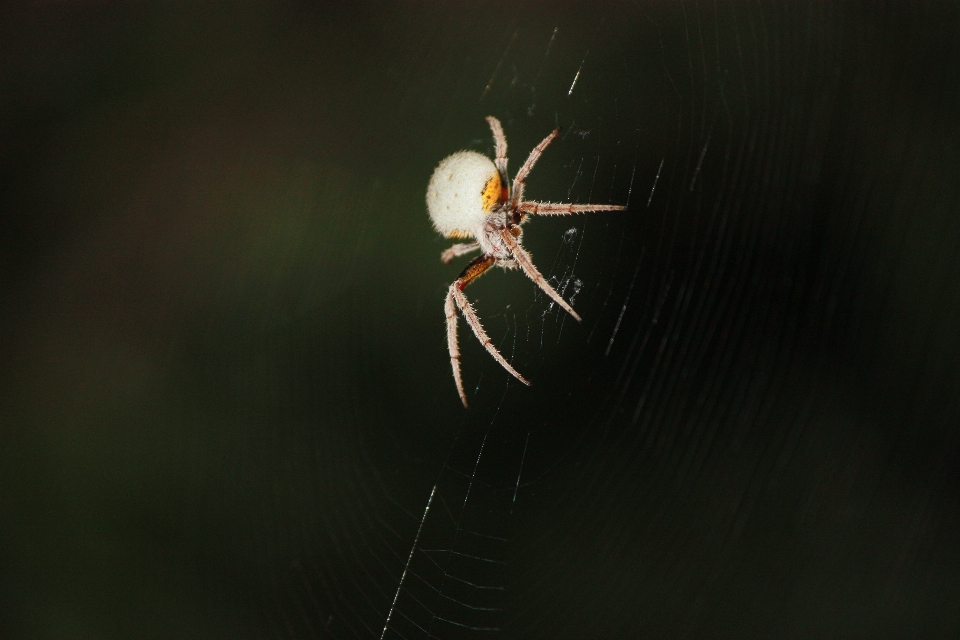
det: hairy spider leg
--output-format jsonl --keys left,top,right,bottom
{"left": 500, "top": 229, "right": 581, "bottom": 322}
{"left": 446, "top": 254, "right": 530, "bottom": 407}
{"left": 485, "top": 116, "right": 509, "bottom": 191}
{"left": 444, "top": 289, "right": 466, "bottom": 406}
{"left": 440, "top": 242, "right": 480, "bottom": 264}
{"left": 511, "top": 127, "right": 560, "bottom": 206}
{"left": 518, "top": 202, "right": 627, "bottom": 216}
{"left": 456, "top": 254, "right": 497, "bottom": 288}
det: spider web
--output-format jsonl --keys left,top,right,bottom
{"left": 2, "top": 2, "right": 959, "bottom": 639}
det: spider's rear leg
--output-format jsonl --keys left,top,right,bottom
{"left": 441, "top": 242, "right": 480, "bottom": 264}
{"left": 446, "top": 254, "right": 530, "bottom": 407}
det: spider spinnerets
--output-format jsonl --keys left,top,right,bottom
{"left": 427, "top": 116, "right": 625, "bottom": 407}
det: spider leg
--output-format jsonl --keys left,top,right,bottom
{"left": 500, "top": 229, "right": 582, "bottom": 322}
{"left": 518, "top": 201, "right": 626, "bottom": 216}
{"left": 441, "top": 242, "right": 480, "bottom": 264}
{"left": 450, "top": 285, "right": 531, "bottom": 392}
{"left": 446, "top": 254, "right": 530, "bottom": 406}
{"left": 444, "top": 287, "right": 468, "bottom": 406}
{"left": 485, "top": 116, "right": 508, "bottom": 183}
{"left": 512, "top": 127, "right": 560, "bottom": 203}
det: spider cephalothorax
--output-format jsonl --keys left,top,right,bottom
{"left": 427, "top": 116, "right": 625, "bottom": 407}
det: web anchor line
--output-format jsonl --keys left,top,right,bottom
{"left": 511, "top": 432, "right": 530, "bottom": 512}
{"left": 648, "top": 157, "right": 664, "bottom": 207}
{"left": 380, "top": 484, "right": 437, "bottom": 640}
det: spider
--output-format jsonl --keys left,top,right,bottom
{"left": 427, "top": 116, "right": 626, "bottom": 407}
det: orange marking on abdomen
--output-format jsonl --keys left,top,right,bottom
{"left": 481, "top": 173, "right": 502, "bottom": 212}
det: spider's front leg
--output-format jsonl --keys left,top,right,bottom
{"left": 446, "top": 253, "right": 530, "bottom": 407}
{"left": 518, "top": 202, "right": 626, "bottom": 216}
{"left": 500, "top": 229, "right": 581, "bottom": 321}
{"left": 510, "top": 127, "right": 560, "bottom": 207}
{"left": 485, "top": 116, "right": 508, "bottom": 182}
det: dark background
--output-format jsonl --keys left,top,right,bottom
{"left": 2, "top": 2, "right": 959, "bottom": 638}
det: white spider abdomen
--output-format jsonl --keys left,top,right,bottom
{"left": 426, "top": 150, "right": 502, "bottom": 239}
